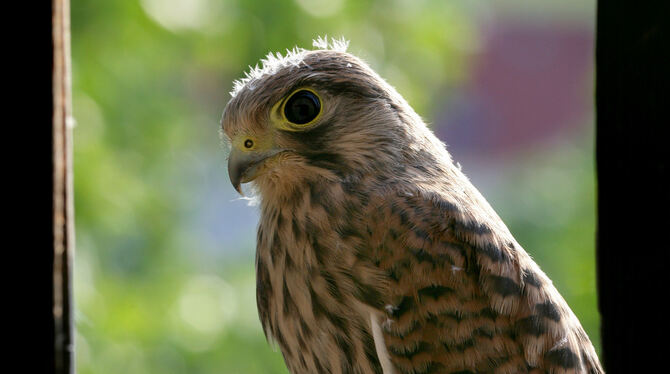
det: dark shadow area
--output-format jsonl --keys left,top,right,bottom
{"left": 596, "top": 0, "right": 668, "bottom": 372}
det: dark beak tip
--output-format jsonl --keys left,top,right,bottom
{"left": 234, "top": 183, "right": 243, "bottom": 195}
{"left": 228, "top": 170, "right": 244, "bottom": 195}
{"left": 227, "top": 153, "right": 244, "bottom": 195}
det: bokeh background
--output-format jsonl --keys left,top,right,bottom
{"left": 71, "top": 0, "right": 598, "bottom": 373}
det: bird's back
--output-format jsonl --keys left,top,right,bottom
{"left": 362, "top": 175, "right": 604, "bottom": 374}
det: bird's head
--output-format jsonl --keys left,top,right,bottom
{"left": 222, "top": 38, "right": 447, "bottom": 199}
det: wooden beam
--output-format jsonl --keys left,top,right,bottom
{"left": 53, "top": 0, "right": 74, "bottom": 372}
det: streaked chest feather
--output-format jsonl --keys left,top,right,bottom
{"left": 252, "top": 177, "right": 602, "bottom": 374}
{"left": 254, "top": 181, "right": 384, "bottom": 374}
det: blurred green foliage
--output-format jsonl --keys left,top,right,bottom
{"left": 72, "top": 1, "right": 598, "bottom": 373}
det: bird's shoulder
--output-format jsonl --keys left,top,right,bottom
{"left": 361, "top": 183, "right": 528, "bottom": 312}
{"left": 360, "top": 183, "right": 519, "bottom": 275}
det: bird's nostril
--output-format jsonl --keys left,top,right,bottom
{"left": 244, "top": 139, "right": 254, "bottom": 148}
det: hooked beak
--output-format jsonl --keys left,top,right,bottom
{"left": 227, "top": 148, "right": 287, "bottom": 194}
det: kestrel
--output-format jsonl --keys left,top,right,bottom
{"left": 222, "top": 38, "right": 602, "bottom": 374}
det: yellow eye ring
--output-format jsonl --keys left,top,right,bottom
{"left": 272, "top": 87, "right": 323, "bottom": 131}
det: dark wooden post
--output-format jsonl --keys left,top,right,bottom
{"left": 596, "top": 0, "right": 668, "bottom": 372}
{"left": 52, "top": 0, "right": 75, "bottom": 372}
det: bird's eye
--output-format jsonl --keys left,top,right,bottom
{"left": 283, "top": 90, "right": 321, "bottom": 125}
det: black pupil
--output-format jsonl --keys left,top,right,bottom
{"left": 284, "top": 90, "right": 320, "bottom": 125}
